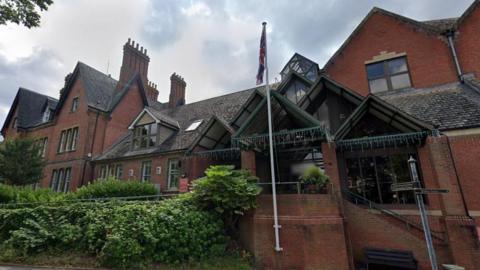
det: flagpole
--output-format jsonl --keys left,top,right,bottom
{"left": 263, "top": 21, "right": 282, "bottom": 252}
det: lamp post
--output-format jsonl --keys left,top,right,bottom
{"left": 408, "top": 156, "right": 438, "bottom": 270}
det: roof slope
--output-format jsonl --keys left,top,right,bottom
{"left": 77, "top": 62, "right": 118, "bottom": 111}
{"left": 378, "top": 82, "right": 480, "bottom": 130}
{"left": 95, "top": 86, "right": 261, "bottom": 160}
{"left": 9, "top": 88, "right": 58, "bottom": 130}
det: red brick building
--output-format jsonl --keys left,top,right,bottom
{"left": 2, "top": 1, "right": 480, "bottom": 269}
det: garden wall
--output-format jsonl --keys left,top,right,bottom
{"left": 239, "top": 194, "right": 351, "bottom": 270}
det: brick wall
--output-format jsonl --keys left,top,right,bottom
{"left": 325, "top": 11, "right": 458, "bottom": 96}
{"left": 447, "top": 134, "right": 480, "bottom": 213}
{"left": 344, "top": 201, "right": 452, "bottom": 270}
{"left": 103, "top": 83, "right": 145, "bottom": 150}
{"left": 456, "top": 4, "right": 480, "bottom": 78}
{"left": 93, "top": 152, "right": 185, "bottom": 192}
{"left": 240, "top": 194, "right": 351, "bottom": 270}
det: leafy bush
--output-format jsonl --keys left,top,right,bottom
{"left": 0, "top": 199, "right": 227, "bottom": 268}
{"left": 191, "top": 165, "right": 261, "bottom": 235}
{"left": 0, "top": 184, "right": 63, "bottom": 204}
{"left": 67, "top": 177, "right": 157, "bottom": 200}
{"left": 299, "top": 165, "right": 329, "bottom": 186}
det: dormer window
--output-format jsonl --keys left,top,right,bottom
{"left": 366, "top": 56, "right": 411, "bottom": 93}
{"left": 71, "top": 97, "right": 79, "bottom": 112}
{"left": 42, "top": 109, "right": 52, "bottom": 122}
{"left": 132, "top": 123, "right": 158, "bottom": 150}
{"left": 186, "top": 120, "right": 203, "bottom": 131}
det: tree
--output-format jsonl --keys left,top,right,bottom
{"left": 0, "top": 137, "right": 45, "bottom": 185}
{"left": 191, "top": 165, "right": 261, "bottom": 237}
{"left": 0, "top": 0, "right": 54, "bottom": 28}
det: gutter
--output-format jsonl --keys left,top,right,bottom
{"left": 446, "top": 31, "right": 464, "bottom": 82}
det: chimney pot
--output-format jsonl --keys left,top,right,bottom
{"left": 136, "top": 43, "right": 139, "bottom": 49}
{"left": 127, "top": 38, "right": 131, "bottom": 44}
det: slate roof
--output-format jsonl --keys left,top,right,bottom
{"left": 76, "top": 62, "right": 118, "bottom": 112}
{"left": 11, "top": 88, "right": 58, "bottom": 129}
{"left": 422, "top": 18, "right": 458, "bottom": 32}
{"left": 95, "top": 86, "right": 262, "bottom": 161}
{"left": 377, "top": 82, "right": 480, "bottom": 130}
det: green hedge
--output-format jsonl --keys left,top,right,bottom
{"left": 68, "top": 178, "right": 157, "bottom": 200}
{"left": 0, "top": 178, "right": 158, "bottom": 205}
{"left": 0, "top": 197, "right": 227, "bottom": 268}
{"left": 0, "top": 184, "right": 63, "bottom": 204}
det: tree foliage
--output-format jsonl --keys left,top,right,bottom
{"left": 0, "top": 137, "right": 45, "bottom": 186}
{"left": 191, "top": 165, "right": 261, "bottom": 236}
{"left": 0, "top": 0, "right": 53, "bottom": 28}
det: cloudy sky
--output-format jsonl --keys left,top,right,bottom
{"left": 0, "top": 0, "right": 474, "bottom": 128}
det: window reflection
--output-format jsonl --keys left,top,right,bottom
{"left": 346, "top": 153, "right": 419, "bottom": 204}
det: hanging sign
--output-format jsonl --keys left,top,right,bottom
{"left": 179, "top": 178, "right": 189, "bottom": 193}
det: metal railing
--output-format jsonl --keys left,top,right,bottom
{"left": 343, "top": 190, "right": 446, "bottom": 242}
{"left": 257, "top": 181, "right": 302, "bottom": 194}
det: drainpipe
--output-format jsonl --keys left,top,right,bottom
{"left": 81, "top": 110, "right": 100, "bottom": 186}
{"left": 446, "top": 136, "right": 471, "bottom": 218}
{"left": 446, "top": 31, "right": 464, "bottom": 82}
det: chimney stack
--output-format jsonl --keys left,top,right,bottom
{"left": 117, "top": 38, "right": 159, "bottom": 102}
{"left": 169, "top": 73, "right": 186, "bottom": 108}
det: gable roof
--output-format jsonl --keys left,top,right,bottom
{"left": 233, "top": 90, "right": 323, "bottom": 138}
{"left": 108, "top": 73, "right": 149, "bottom": 113}
{"left": 1, "top": 88, "right": 58, "bottom": 135}
{"left": 334, "top": 94, "right": 435, "bottom": 140}
{"left": 323, "top": 7, "right": 453, "bottom": 71}
{"left": 94, "top": 86, "right": 259, "bottom": 161}
{"left": 298, "top": 75, "right": 364, "bottom": 111}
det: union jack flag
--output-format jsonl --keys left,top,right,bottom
{"left": 256, "top": 23, "right": 266, "bottom": 85}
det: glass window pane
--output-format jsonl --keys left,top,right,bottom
{"left": 388, "top": 58, "right": 408, "bottom": 74}
{"left": 366, "top": 62, "right": 385, "bottom": 79}
{"left": 149, "top": 136, "right": 156, "bottom": 147}
{"left": 141, "top": 126, "right": 148, "bottom": 136}
{"left": 150, "top": 124, "right": 158, "bottom": 135}
{"left": 391, "top": 73, "right": 411, "bottom": 90}
{"left": 369, "top": 78, "right": 388, "bottom": 93}
{"left": 360, "top": 157, "right": 380, "bottom": 203}
{"left": 133, "top": 139, "right": 140, "bottom": 150}
{"left": 140, "top": 137, "right": 148, "bottom": 148}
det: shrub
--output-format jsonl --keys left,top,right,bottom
{"left": 0, "top": 184, "right": 62, "bottom": 204}
{"left": 69, "top": 177, "right": 157, "bottom": 200}
{"left": 191, "top": 165, "right": 261, "bottom": 235}
{"left": 299, "top": 165, "right": 329, "bottom": 186}
{"left": 0, "top": 200, "right": 227, "bottom": 268}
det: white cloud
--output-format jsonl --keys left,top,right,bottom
{"left": 0, "top": 0, "right": 475, "bottom": 126}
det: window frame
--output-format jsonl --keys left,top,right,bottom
{"left": 341, "top": 147, "right": 424, "bottom": 205}
{"left": 141, "top": 161, "right": 152, "bottom": 182}
{"left": 167, "top": 159, "right": 181, "bottom": 190}
{"left": 366, "top": 56, "right": 412, "bottom": 93}
{"left": 50, "top": 167, "right": 72, "bottom": 192}
{"left": 36, "top": 137, "right": 48, "bottom": 158}
{"left": 57, "top": 127, "right": 79, "bottom": 153}
{"left": 71, "top": 97, "right": 79, "bottom": 112}
{"left": 115, "top": 164, "right": 123, "bottom": 180}
{"left": 132, "top": 123, "right": 158, "bottom": 150}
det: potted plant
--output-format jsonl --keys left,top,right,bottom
{"left": 299, "top": 165, "right": 329, "bottom": 194}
